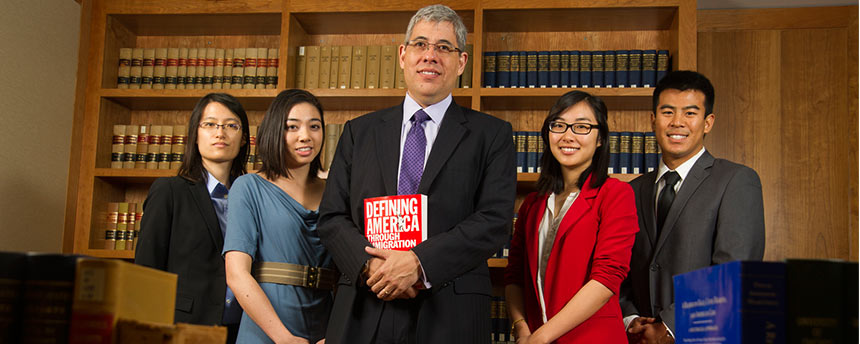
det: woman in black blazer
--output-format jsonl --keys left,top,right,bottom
{"left": 135, "top": 93, "right": 250, "bottom": 343}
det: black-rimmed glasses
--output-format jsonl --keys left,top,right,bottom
{"left": 548, "top": 121, "right": 599, "bottom": 135}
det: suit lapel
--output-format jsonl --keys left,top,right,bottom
{"left": 654, "top": 151, "right": 715, "bottom": 253}
{"left": 188, "top": 179, "right": 224, "bottom": 251}
{"left": 375, "top": 104, "right": 404, "bottom": 196}
{"left": 555, "top": 178, "right": 599, "bottom": 243}
{"left": 417, "top": 102, "right": 467, "bottom": 194}
{"left": 639, "top": 172, "right": 659, "bottom": 246}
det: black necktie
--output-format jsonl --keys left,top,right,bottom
{"left": 657, "top": 171, "right": 681, "bottom": 237}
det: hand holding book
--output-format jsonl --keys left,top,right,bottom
{"left": 364, "top": 246, "right": 421, "bottom": 301}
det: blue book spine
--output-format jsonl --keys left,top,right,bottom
{"left": 518, "top": 52, "right": 527, "bottom": 88}
{"left": 656, "top": 49, "right": 670, "bottom": 84}
{"left": 569, "top": 51, "right": 580, "bottom": 87}
{"left": 496, "top": 51, "right": 511, "bottom": 88}
{"left": 631, "top": 132, "right": 644, "bottom": 174}
{"left": 549, "top": 50, "right": 561, "bottom": 88}
{"left": 674, "top": 261, "right": 786, "bottom": 344}
{"left": 536, "top": 133, "right": 544, "bottom": 173}
{"left": 604, "top": 50, "right": 616, "bottom": 88}
{"left": 616, "top": 50, "right": 629, "bottom": 88}
{"left": 591, "top": 50, "right": 604, "bottom": 88}
{"left": 516, "top": 131, "right": 526, "bottom": 173}
{"left": 629, "top": 50, "right": 642, "bottom": 87}
{"left": 527, "top": 131, "right": 539, "bottom": 173}
{"left": 642, "top": 49, "right": 657, "bottom": 87}
{"left": 579, "top": 51, "right": 592, "bottom": 88}
{"left": 608, "top": 132, "right": 619, "bottom": 174}
{"left": 526, "top": 51, "right": 538, "bottom": 88}
{"left": 509, "top": 50, "right": 520, "bottom": 88}
{"left": 644, "top": 132, "right": 658, "bottom": 172}
{"left": 483, "top": 52, "right": 496, "bottom": 88}
{"left": 537, "top": 51, "right": 550, "bottom": 88}
{"left": 619, "top": 131, "right": 631, "bottom": 174}
{"left": 560, "top": 51, "right": 570, "bottom": 87}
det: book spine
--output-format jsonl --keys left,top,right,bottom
{"left": 266, "top": 48, "right": 278, "bottom": 89}
{"left": 337, "top": 46, "right": 352, "bottom": 89}
{"left": 222, "top": 48, "right": 233, "bottom": 89}
{"left": 246, "top": 126, "right": 257, "bottom": 171}
{"left": 329, "top": 46, "right": 340, "bottom": 89}
{"left": 549, "top": 50, "right": 560, "bottom": 88}
{"left": 212, "top": 48, "right": 224, "bottom": 89}
{"left": 569, "top": 51, "right": 580, "bottom": 88}
{"left": 22, "top": 255, "right": 77, "bottom": 343}
{"left": 644, "top": 132, "right": 658, "bottom": 172}
{"left": 496, "top": 51, "right": 510, "bottom": 88}
{"left": 165, "top": 48, "right": 178, "bottom": 89}
{"left": 656, "top": 49, "right": 670, "bottom": 84}
{"left": 787, "top": 260, "right": 847, "bottom": 343}
{"left": 158, "top": 125, "right": 173, "bottom": 169}
{"left": 146, "top": 125, "right": 160, "bottom": 169}
{"left": 129, "top": 48, "right": 143, "bottom": 89}
{"left": 318, "top": 46, "right": 332, "bottom": 89}
{"left": 461, "top": 44, "right": 473, "bottom": 88}
{"left": 482, "top": 52, "right": 496, "bottom": 88}
{"left": 579, "top": 51, "right": 592, "bottom": 88}
{"left": 117, "top": 48, "right": 131, "bottom": 89}
{"left": 324, "top": 123, "right": 340, "bottom": 171}
{"left": 125, "top": 203, "right": 137, "bottom": 251}
{"left": 629, "top": 50, "right": 642, "bottom": 87}
{"left": 170, "top": 125, "right": 186, "bottom": 169}
{"left": 105, "top": 202, "right": 119, "bottom": 249}
{"left": 111, "top": 125, "right": 125, "bottom": 169}
{"left": 619, "top": 132, "right": 631, "bottom": 174}
{"left": 133, "top": 207, "right": 142, "bottom": 250}
{"left": 527, "top": 132, "right": 538, "bottom": 173}
{"left": 195, "top": 48, "right": 206, "bottom": 89}
{"left": 122, "top": 125, "right": 137, "bottom": 169}
{"left": 517, "top": 52, "right": 527, "bottom": 88}
{"left": 176, "top": 48, "right": 188, "bottom": 89}
{"left": 134, "top": 125, "right": 148, "bottom": 169}
{"left": 201, "top": 47, "right": 214, "bottom": 89}
{"left": 365, "top": 45, "right": 380, "bottom": 89}
{"left": 231, "top": 48, "right": 245, "bottom": 89}
{"left": 537, "top": 51, "right": 549, "bottom": 88}
{"left": 559, "top": 50, "right": 569, "bottom": 88}
{"left": 141, "top": 48, "right": 154, "bottom": 89}
{"left": 516, "top": 131, "right": 526, "bottom": 173}
{"left": 152, "top": 48, "right": 167, "bottom": 89}
{"left": 642, "top": 49, "right": 657, "bottom": 87}
{"left": 185, "top": 48, "right": 198, "bottom": 88}
{"left": 616, "top": 50, "right": 629, "bottom": 88}
{"left": 526, "top": 51, "right": 537, "bottom": 88}
{"left": 508, "top": 49, "right": 519, "bottom": 88}
{"left": 394, "top": 49, "right": 405, "bottom": 89}
{"left": 243, "top": 47, "right": 257, "bottom": 89}
{"left": 591, "top": 50, "right": 604, "bottom": 88}
{"left": 380, "top": 45, "right": 396, "bottom": 89}
{"left": 116, "top": 202, "right": 129, "bottom": 250}
{"left": 305, "top": 46, "right": 320, "bottom": 89}
{"left": 604, "top": 50, "right": 616, "bottom": 88}
{"left": 350, "top": 46, "right": 366, "bottom": 89}
{"left": 608, "top": 132, "right": 619, "bottom": 174}
{"left": 631, "top": 132, "right": 644, "bottom": 174}
{"left": 255, "top": 47, "right": 267, "bottom": 89}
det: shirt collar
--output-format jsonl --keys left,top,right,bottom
{"left": 403, "top": 92, "right": 451, "bottom": 126}
{"left": 205, "top": 171, "right": 228, "bottom": 198}
{"left": 656, "top": 147, "right": 706, "bottom": 184}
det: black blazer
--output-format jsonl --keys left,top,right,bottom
{"left": 619, "top": 151, "right": 765, "bottom": 331}
{"left": 318, "top": 101, "right": 516, "bottom": 344}
{"left": 135, "top": 176, "right": 228, "bottom": 325}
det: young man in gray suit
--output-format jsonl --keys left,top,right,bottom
{"left": 620, "top": 71, "right": 765, "bottom": 344}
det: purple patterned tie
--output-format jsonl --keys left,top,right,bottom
{"left": 398, "top": 109, "right": 430, "bottom": 195}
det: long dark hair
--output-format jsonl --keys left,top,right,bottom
{"left": 257, "top": 89, "right": 325, "bottom": 182}
{"left": 536, "top": 91, "right": 610, "bottom": 195}
{"left": 178, "top": 93, "right": 250, "bottom": 184}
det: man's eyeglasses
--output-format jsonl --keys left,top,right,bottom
{"left": 199, "top": 122, "right": 242, "bottom": 132}
{"left": 548, "top": 121, "right": 599, "bottom": 135}
{"left": 406, "top": 40, "right": 462, "bottom": 54}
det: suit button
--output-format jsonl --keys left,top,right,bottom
{"left": 442, "top": 282, "right": 450, "bottom": 288}
{"left": 650, "top": 264, "right": 659, "bottom": 271}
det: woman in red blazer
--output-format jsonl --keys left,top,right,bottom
{"left": 504, "top": 91, "right": 639, "bottom": 343}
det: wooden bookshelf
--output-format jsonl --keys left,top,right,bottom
{"left": 65, "top": 0, "right": 696, "bottom": 261}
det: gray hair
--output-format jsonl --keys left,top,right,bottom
{"left": 404, "top": 4, "right": 467, "bottom": 51}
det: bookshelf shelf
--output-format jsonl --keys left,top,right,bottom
{"left": 94, "top": 168, "right": 175, "bottom": 183}
{"left": 85, "top": 249, "right": 135, "bottom": 260}
{"left": 488, "top": 258, "right": 508, "bottom": 268}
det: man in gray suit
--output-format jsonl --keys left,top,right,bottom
{"left": 620, "top": 71, "right": 765, "bottom": 344}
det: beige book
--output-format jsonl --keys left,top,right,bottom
{"left": 117, "top": 48, "right": 132, "bottom": 89}
{"left": 380, "top": 45, "right": 396, "bottom": 89}
{"left": 337, "top": 46, "right": 352, "bottom": 89}
{"left": 153, "top": 48, "right": 167, "bottom": 89}
{"left": 246, "top": 125, "right": 257, "bottom": 171}
{"left": 134, "top": 125, "right": 148, "bottom": 169}
{"left": 129, "top": 48, "right": 143, "bottom": 89}
{"left": 350, "top": 46, "right": 366, "bottom": 89}
{"left": 213, "top": 48, "right": 225, "bottom": 89}
{"left": 305, "top": 46, "right": 321, "bottom": 89}
{"left": 243, "top": 47, "right": 257, "bottom": 89}
{"left": 295, "top": 46, "right": 307, "bottom": 88}
{"left": 115, "top": 202, "right": 129, "bottom": 250}
{"left": 104, "top": 202, "right": 119, "bottom": 250}
{"left": 68, "top": 258, "right": 177, "bottom": 343}
{"left": 165, "top": 48, "right": 178, "bottom": 89}
{"left": 176, "top": 48, "right": 188, "bottom": 89}
{"left": 123, "top": 125, "right": 138, "bottom": 169}
{"left": 203, "top": 47, "right": 215, "bottom": 89}
{"left": 116, "top": 319, "right": 227, "bottom": 344}
{"left": 318, "top": 46, "right": 331, "bottom": 89}
{"left": 186, "top": 48, "right": 198, "bottom": 89}
{"left": 461, "top": 44, "right": 473, "bottom": 88}
{"left": 324, "top": 123, "right": 340, "bottom": 171}
{"left": 170, "top": 125, "right": 186, "bottom": 169}
{"left": 133, "top": 209, "right": 142, "bottom": 250}
{"left": 266, "top": 48, "right": 278, "bottom": 89}
{"left": 223, "top": 48, "right": 233, "bottom": 89}
{"left": 125, "top": 203, "right": 137, "bottom": 251}
{"left": 146, "top": 125, "right": 161, "bottom": 169}
{"left": 328, "top": 46, "right": 340, "bottom": 89}
{"left": 111, "top": 124, "right": 125, "bottom": 169}
{"left": 395, "top": 58, "right": 406, "bottom": 89}
{"left": 158, "top": 125, "right": 173, "bottom": 169}
{"left": 141, "top": 48, "right": 155, "bottom": 89}
{"left": 365, "top": 45, "right": 381, "bottom": 89}
{"left": 231, "top": 48, "right": 245, "bottom": 89}
{"left": 195, "top": 48, "right": 207, "bottom": 89}
{"left": 255, "top": 47, "right": 268, "bottom": 89}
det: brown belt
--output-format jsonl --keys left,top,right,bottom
{"left": 251, "top": 261, "right": 337, "bottom": 290}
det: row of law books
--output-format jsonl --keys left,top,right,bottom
{"left": 608, "top": 131, "right": 661, "bottom": 175}
{"left": 101, "top": 202, "right": 142, "bottom": 251}
{"left": 514, "top": 131, "right": 544, "bottom": 174}
{"left": 483, "top": 49, "right": 670, "bottom": 89}
{"left": 491, "top": 296, "right": 515, "bottom": 344}
{"left": 295, "top": 44, "right": 475, "bottom": 90}
{"left": 111, "top": 124, "right": 186, "bottom": 169}
{"left": 116, "top": 47, "right": 278, "bottom": 90}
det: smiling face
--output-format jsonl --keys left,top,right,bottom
{"left": 196, "top": 101, "right": 244, "bottom": 168}
{"left": 283, "top": 102, "right": 323, "bottom": 168}
{"left": 652, "top": 89, "right": 715, "bottom": 169}
{"left": 549, "top": 101, "right": 602, "bottom": 178}
{"left": 399, "top": 20, "right": 467, "bottom": 108}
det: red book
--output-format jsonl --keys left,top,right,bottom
{"left": 364, "top": 194, "right": 428, "bottom": 251}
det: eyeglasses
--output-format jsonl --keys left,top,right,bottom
{"left": 548, "top": 121, "right": 599, "bottom": 135}
{"left": 406, "top": 40, "right": 462, "bottom": 54}
{"left": 199, "top": 122, "right": 241, "bottom": 132}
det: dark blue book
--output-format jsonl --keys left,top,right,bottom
{"left": 644, "top": 132, "right": 658, "bottom": 172}
{"left": 527, "top": 131, "right": 539, "bottom": 173}
{"left": 608, "top": 132, "right": 620, "bottom": 174}
{"left": 618, "top": 131, "right": 631, "bottom": 174}
{"left": 787, "top": 259, "right": 856, "bottom": 344}
{"left": 516, "top": 131, "right": 527, "bottom": 173}
{"left": 674, "top": 261, "right": 786, "bottom": 344}
{"left": 496, "top": 51, "right": 511, "bottom": 88}
{"left": 22, "top": 254, "right": 81, "bottom": 344}
{"left": 526, "top": 51, "right": 538, "bottom": 88}
{"left": 0, "top": 252, "right": 27, "bottom": 343}
{"left": 642, "top": 49, "right": 657, "bottom": 87}
{"left": 518, "top": 52, "right": 527, "bottom": 88}
{"left": 591, "top": 50, "right": 604, "bottom": 88}
{"left": 537, "top": 51, "right": 550, "bottom": 88}
{"left": 656, "top": 49, "right": 670, "bottom": 84}
{"left": 569, "top": 51, "right": 580, "bottom": 87}
{"left": 604, "top": 50, "right": 616, "bottom": 88}
{"left": 483, "top": 52, "right": 496, "bottom": 88}
{"left": 549, "top": 51, "right": 561, "bottom": 88}
{"left": 560, "top": 51, "right": 570, "bottom": 87}
{"left": 616, "top": 50, "right": 629, "bottom": 87}
{"left": 631, "top": 132, "right": 644, "bottom": 174}
{"left": 579, "top": 51, "right": 591, "bottom": 88}
{"left": 629, "top": 50, "right": 642, "bottom": 87}
{"left": 536, "top": 132, "right": 544, "bottom": 173}
{"left": 509, "top": 50, "right": 520, "bottom": 88}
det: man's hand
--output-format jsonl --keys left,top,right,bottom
{"left": 627, "top": 317, "right": 673, "bottom": 344}
{"left": 365, "top": 246, "right": 421, "bottom": 301}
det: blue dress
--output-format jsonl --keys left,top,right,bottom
{"left": 223, "top": 173, "right": 333, "bottom": 343}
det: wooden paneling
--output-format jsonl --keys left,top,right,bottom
{"left": 698, "top": 7, "right": 858, "bottom": 261}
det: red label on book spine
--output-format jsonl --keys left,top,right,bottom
{"left": 245, "top": 58, "right": 257, "bottom": 68}
{"left": 69, "top": 312, "right": 115, "bottom": 344}
{"left": 269, "top": 58, "right": 279, "bottom": 67}
{"left": 364, "top": 194, "right": 428, "bottom": 251}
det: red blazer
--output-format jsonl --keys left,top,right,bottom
{"left": 504, "top": 175, "right": 639, "bottom": 343}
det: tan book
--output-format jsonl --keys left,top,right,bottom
{"left": 104, "top": 202, "right": 119, "bottom": 250}
{"left": 243, "top": 47, "right": 257, "bottom": 89}
{"left": 125, "top": 203, "right": 137, "bottom": 251}
{"left": 170, "top": 125, "right": 186, "bottom": 169}
{"left": 246, "top": 125, "right": 257, "bottom": 171}
{"left": 324, "top": 123, "right": 340, "bottom": 171}
{"left": 123, "top": 125, "right": 138, "bottom": 169}
{"left": 153, "top": 48, "right": 167, "bottom": 89}
{"left": 213, "top": 48, "right": 225, "bottom": 89}
{"left": 328, "top": 46, "right": 340, "bottom": 89}
{"left": 223, "top": 48, "right": 233, "bottom": 89}
{"left": 158, "top": 125, "right": 173, "bottom": 169}
{"left": 337, "top": 46, "right": 352, "bottom": 89}
{"left": 141, "top": 48, "right": 155, "bottom": 89}
{"left": 350, "top": 46, "right": 366, "bottom": 89}
{"left": 133, "top": 207, "right": 142, "bottom": 250}
{"left": 111, "top": 124, "right": 125, "bottom": 169}
{"left": 231, "top": 48, "right": 245, "bottom": 89}
{"left": 295, "top": 46, "right": 307, "bottom": 88}
{"left": 202, "top": 47, "right": 215, "bottom": 89}
{"left": 115, "top": 202, "right": 129, "bottom": 250}
{"left": 255, "top": 47, "right": 268, "bottom": 89}
{"left": 165, "top": 48, "right": 178, "bottom": 89}
{"left": 186, "top": 48, "right": 198, "bottom": 89}
{"left": 134, "top": 125, "right": 148, "bottom": 169}
{"left": 176, "top": 48, "right": 188, "bottom": 89}
{"left": 380, "top": 45, "right": 396, "bottom": 89}
{"left": 117, "top": 48, "right": 131, "bottom": 89}
{"left": 318, "top": 46, "right": 331, "bottom": 89}
{"left": 117, "top": 319, "right": 227, "bottom": 344}
{"left": 305, "top": 46, "right": 321, "bottom": 89}
{"left": 395, "top": 57, "right": 406, "bottom": 89}
{"left": 461, "top": 44, "right": 473, "bottom": 88}
{"left": 145, "top": 125, "right": 160, "bottom": 169}
{"left": 68, "top": 258, "right": 177, "bottom": 343}
{"left": 266, "top": 48, "right": 278, "bottom": 89}
{"left": 129, "top": 48, "right": 143, "bottom": 89}
{"left": 195, "top": 48, "right": 207, "bottom": 89}
{"left": 365, "top": 45, "right": 380, "bottom": 89}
